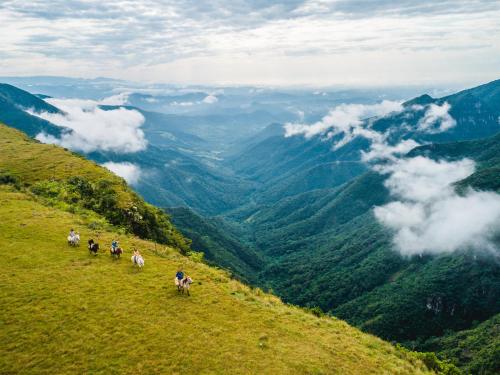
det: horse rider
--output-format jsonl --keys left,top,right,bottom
{"left": 175, "top": 269, "right": 184, "bottom": 288}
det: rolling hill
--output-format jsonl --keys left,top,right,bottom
{"left": 0, "top": 122, "right": 452, "bottom": 374}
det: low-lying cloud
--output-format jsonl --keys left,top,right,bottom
{"left": 102, "top": 162, "right": 142, "bottom": 185}
{"left": 374, "top": 157, "right": 500, "bottom": 256}
{"left": 284, "top": 101, "right": 402, "bottom": 149}
{"left": 361, "top": 139, "right": 420, "bottom": 162}
{"left": 31, "top": 97, "right": 147, "bottom": 153}
{"left": 286, "top": 99, "right": 500, "bottom": 257}
{"left": 202, "top": 94, "right": 218, "bottom": 104}
{"left": 99, "top": 92, "right": 130, "bottom": 106}
{"left": 171, "top": 94, "right": 218, "bottom": 107}
{"left": 418, "top": 102, "right": 456, "bottom": 133}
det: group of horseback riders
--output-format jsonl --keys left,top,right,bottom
{"left": 67, "top": 229, "right": 192, "bottom": 294}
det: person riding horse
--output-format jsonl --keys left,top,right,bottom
{"left": 175, "top": 269, "right": 184, "bottom": 291}
{"left": 88, "top": 239, "right": 99, "bottom": 255}
{"left": 110, "top": 240, "right": 123, "bottom": 258}
{"left": 67, "top": 229, "right": 80, "bottom": 246}
{"left": 179, "top": 275, "right": 193, "bottom": 296}
{"left": 131, "top": 249, "right": 144, "bottom": 267}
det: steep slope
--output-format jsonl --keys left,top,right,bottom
{"left": 0, "top": 123, "right": 190, "bottom": 252}
{"left": 166, "top": 207, "right": 264, "bottom": 283}
{"left": 0, "top": 125, "right": 444, "bottom": 374}
{"left": 421, "top": 313, "right": 500, "bottom": 374}
{"left": 0, "top": 83, "right": 65, "bottom": 137}
{"left": 0, "top": 189, "right": 440, "bottom": 374}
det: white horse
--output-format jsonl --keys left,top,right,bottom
{"left": 176, "top": 276, "right": 193, "bottom": 296}
{"left": 131, "top": 255, "right": 144, "bottom": 268}
{"left": 67, "top": 234, "right": 80, "bottom": 246}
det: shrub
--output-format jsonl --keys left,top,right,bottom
{"left": 0, "top": 172, "right": 20, "bottom": 188}
{"left": 396, "top": 345, "right": 462, "bottom": 375}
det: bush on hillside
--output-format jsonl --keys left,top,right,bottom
{"left": 0, "top": 172, "right": 21, "bottom": 189}
{"left": 396, "top": 344, "right": 462, "bottom": 375}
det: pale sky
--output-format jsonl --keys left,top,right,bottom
{"left": 1, "top": 0, "right": 499, "bottom": 86}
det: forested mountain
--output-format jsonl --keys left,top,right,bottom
{"left": 166, "top": 207, "right": 264, "bottom": 284}
{"left": 217, "top": 80, "right": 500, "bottom": 373}
{"left": 0, "top": 83, "right": 65, "bottom": 137}
{"left": 2, "top": 78, "right": 499, "bottom": 373}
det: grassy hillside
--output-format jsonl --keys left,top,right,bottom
{"left": 0, "top": 123, "right": 190, "bottom": 252}
{"left": 0, "top": 126, "right": 448, "bottom": 373}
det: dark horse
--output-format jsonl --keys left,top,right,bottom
{"left": 88, "top": 239, "right": 99, "bottom": 255}
{"left": 110, "top": 247, "right": 123, "bottom": 259}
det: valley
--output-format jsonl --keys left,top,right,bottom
{"left": 1, "top": 77, "right": 499, "bottom": 373}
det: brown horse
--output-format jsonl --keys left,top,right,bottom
{"left": 110, "top": 247, "right": 123, "bottom": 258}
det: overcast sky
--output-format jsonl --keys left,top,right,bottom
{"left": 1, "top": 0, "right": 499, "bottom": 86}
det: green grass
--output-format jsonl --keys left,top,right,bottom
{"left": 0, "top": 188, "right": 435, "bottom": 374}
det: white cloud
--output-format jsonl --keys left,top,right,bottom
{"left": 99, "top": 92, "right": 129, "bottom": 106}
{"left": 284, "top": 100, "right": 402, "bottom": 149}
{"left": 202, "top": 94, "right": 218, "bottom": 104}
{"left": 102, "top": 162, "right": 142, "bottom": 185}
{"left": 283, "top": 94, "right": 500, "bottom": 258}
{"left": 361, "top": 139, "right": 420, "bottom": 162}
{"left": 171, "top": 101, "right": 194, "bottom": 107}
{"left": 374, "top": 156, "right": 500, "bottom": 256}
{"left": 417, "top": 102, "right": 456, "bottom": 133}
{"left": 30, "top": 97, "right": 147, "bottom": 153}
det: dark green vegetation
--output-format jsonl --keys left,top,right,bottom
{"left": 0, "top": 83, "right": 64, "bottom": 137}
{"left": 166, "top": 207, "right": 264, "bottom": 284}
{"left": 421, "top": 313, "right": 500, "bottom": 374}
{"left": 223, "top": 131, "right": 500, "bottom": 374}
{"left": 215, "top": 81, "right": 500, "bottom": 373}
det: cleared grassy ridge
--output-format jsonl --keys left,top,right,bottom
{"left": 0, "top": 123, "right": 190, "bottom": 252}
{"left": 0, "top": 188, "right": 435, "bottom": 374}
{"left": 0, "top": 124, "right": 127, "bottom": 191}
